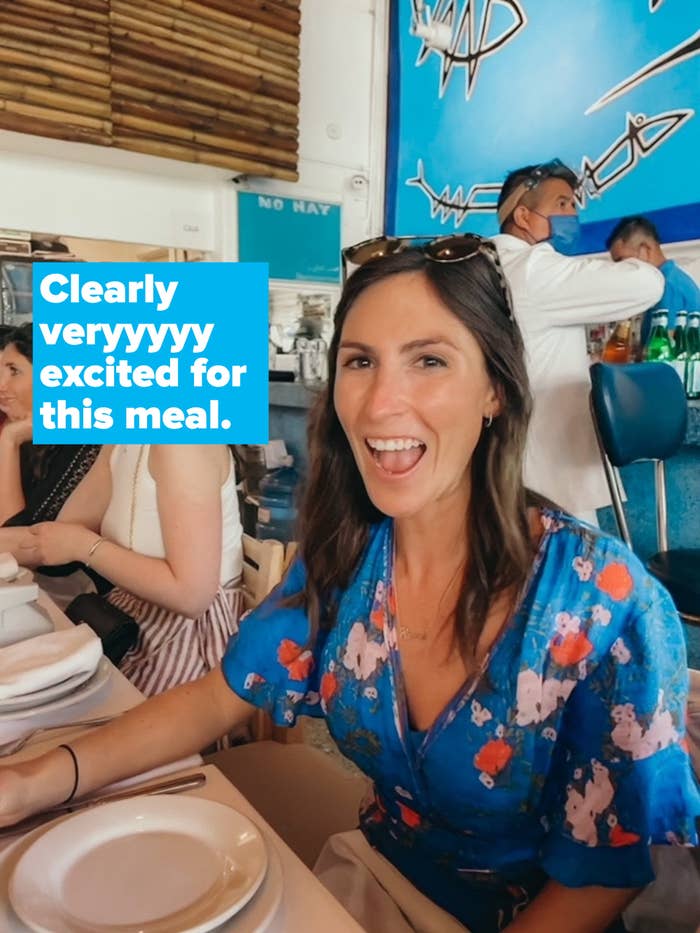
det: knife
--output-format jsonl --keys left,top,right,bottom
{"left": 0, "top": 770, "right": 207, "bottom": 838}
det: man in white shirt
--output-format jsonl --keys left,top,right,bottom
{"left": 492, "top": 160, "right": 664, "bottom": 523}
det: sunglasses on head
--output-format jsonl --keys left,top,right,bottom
{"left": 497, "top": 158, "right": 576, "bottom": 225}
{"left": 341, "top": 233, "right": 514, "bottom": 320}
{"left": 342, "top": 232, "right": 492, "bottom": 267}
{"left": 521, "top": 158, "right": 571, "bottom": 190}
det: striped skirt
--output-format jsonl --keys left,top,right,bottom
{"left": 107, "top": 579, "right": 243, "bottom": 697}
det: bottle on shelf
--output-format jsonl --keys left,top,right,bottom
{"left": 671, "top": 311, "right": 688, "bottom": 388}
{"left": 643, "top": 310, "right": 673, "bottom": 362}
{"left": 686, "top": 312, "right": 700, "bottom": 400}
{"left": 602, "top": 320, "right": 633, "bottom": 364}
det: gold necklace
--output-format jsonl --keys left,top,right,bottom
{"left": 394, "top": 564, "right": 464, "bottom": 642}
{"left": 391, "top": 561, "right": 426, "bottom": 640}
{"left": 398, "top": 611, "right": 457, "bottom": 642}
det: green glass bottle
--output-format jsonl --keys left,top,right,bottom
{"left": 687, "top": 312, "right": 700, "bottom": 400}
{"left": 644, "top": 310, "right": 673, "bottom": 362}
{"left": 671, "top": 311, "right": 688, "bottom": 387}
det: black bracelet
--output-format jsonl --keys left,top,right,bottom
{"left": 58, "top": 743, "right": 80, "bottom": 804}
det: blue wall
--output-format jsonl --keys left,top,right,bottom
{"left": 387, "top": 1, "right": 700, "bottom": 250}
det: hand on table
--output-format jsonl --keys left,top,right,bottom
{"left": 18, "top": 522, "right": 98, "bottom": 568}
{"left": 0, "top": 748, "right": 75, "bottom": 829}
{"left": 0, "top": 766, "right": 38, "bottom": 828}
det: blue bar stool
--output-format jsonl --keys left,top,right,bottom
{"left": 589, "top": 362, "right": 700, "bottom": 627}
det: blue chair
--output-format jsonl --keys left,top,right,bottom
{"left": 589, "top": 362, "right": 700, "bottom": 626}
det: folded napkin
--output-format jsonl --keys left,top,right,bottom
{"left": 0, "top": 624, "right": 102, "bottom": 701}
{"left": 0, "top": 553, "right": 19, "bottom": 583}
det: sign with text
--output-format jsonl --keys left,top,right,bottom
{"left": 32, "top": 262, "right": 269, "bottom": 444}
{"left": 238, "top": 191, "right": 341, "bottom": 283}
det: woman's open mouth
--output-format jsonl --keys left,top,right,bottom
{"left": 365, "top": 437, "right": 426, "bottom": 476}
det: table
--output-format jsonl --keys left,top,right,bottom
{"left": 0, "top": 768, "right": 364, "bottom": 932}
{"left": 0, "top": 596, "right": 364, "bottom": 932}
{"left": 0, "top": 592, "right": 144, "bottom": 745}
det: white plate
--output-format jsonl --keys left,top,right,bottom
{"left": 0, "top": 805, "right": 282, "bottom": 933}
{"left": 9, "top": 796, "right": 269, "bottom": 933}
{"left": 0, "top": 665, "right": 97, "bottom": 713}
{"left": 220, "top": 837, "right": 282, "bottom": 933}
{"left": 0, "top": 658, "right": 110, "bottom": 721}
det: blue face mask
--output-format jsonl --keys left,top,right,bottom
{"left": 546, "top": 214, "right": 582, "bottom": 256}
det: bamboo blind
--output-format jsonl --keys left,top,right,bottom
{"left": 110, "top": 0, "right": 300, "bottom": 178}
{"left": 0, "top": 0, "right": 111, "bottom": 146}
{"left": 0, "top": 0, "right": 300, "bottom": 179}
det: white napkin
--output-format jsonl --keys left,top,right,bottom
{"left": 0, "top": 553, "right": 19, "bottom": 582}
{"left": 0, "top": 624, "right": 102, "bottom": 700}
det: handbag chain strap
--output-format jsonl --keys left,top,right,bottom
{"left": 129, "top": 445, "right": 146, "bottom": 551}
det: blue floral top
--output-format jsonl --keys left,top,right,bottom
{"left": 222, "top": 510, "right": 700, "bottom": 933}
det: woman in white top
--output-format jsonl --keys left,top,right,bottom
{"left": 19, "top": 444, "right": 244, "bottom": 696}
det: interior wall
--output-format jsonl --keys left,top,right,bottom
{"left": 665, "top": 242, "right": 700, "bottom": 274}
{"left": 0, "top": 0, "right": 389, "bottom": 259}
{"left": 232, "top": 0, "right": 389, "bottom": 256}
{"left": 0, "top": 140, "right": 221, "bottom": 251}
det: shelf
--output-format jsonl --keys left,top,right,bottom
{"left": 268, "top": 381, "right": 324, "bottom": 410}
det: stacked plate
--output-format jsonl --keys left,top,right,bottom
{"left": 0, "top": 660, "right": 111, "bottom": 722}
{"left": 0, "top": 625, "right": 108, "bottom": 721}
{"left": 3, "top": 797, "right": 282, "bottom": 933}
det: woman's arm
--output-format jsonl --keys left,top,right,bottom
{"left": 512, "top": 557, "right": 697, "bottom": 933}
{"left": 505, "top": 878, "right": 639, "bottom": 933}
{"left": 0, "top": 525, "right": 30, "bottom": 557}
{"left": 20, "top": 445, "right": 226, "bottom": 617}
{"left": 56, "top": 445, "right": 114, "bottom": 531}
{"left": 0, "top": 422, "right": 31, "bottom": 524}
{"left": 0, "top": 667, "right": 253, "bottom": 827}
{"left": 0, "top": 447, "right": 111, "bottom": 562}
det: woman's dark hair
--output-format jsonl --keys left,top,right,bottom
{"left": 296, "top": 247, "right": 534, "bottom": 657}
{"left": 0, "top": 325, "right": 15, "bottom": 350}
{"left": 1, "top": 322, "right": 32, "bottom": 361}
{"left": 0, "top": 322, "right": 51, "bottom": 496}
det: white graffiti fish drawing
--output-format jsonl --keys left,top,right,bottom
{"left": 406, "top": 159, "right": 501, "bottom": 227}
{"left": 577, "top": 109, "right": 694, "bottom": 206}
{"left": 411, "top": 0, "right": 527, "bottom": 99}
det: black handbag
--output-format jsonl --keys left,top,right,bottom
{"left": 65, "top": 593, "right": 139, "bottom": 666}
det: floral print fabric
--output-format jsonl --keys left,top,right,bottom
{"left": 222, "top": 510, "right": 700, "bottom": 932}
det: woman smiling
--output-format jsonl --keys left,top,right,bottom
{"left": 0, "top": 240, "right": 697, "bottom": 933}
{"left": 0, "top": 324, "right": 35, "bottom": 522}
{"left": 0, "top": 324, "right": 99, "bottom": 530}
{"left": 0, "top": 323, "right": 102, "bottom": 603}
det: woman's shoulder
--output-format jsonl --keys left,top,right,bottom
{"left": 535, "top": 507, "right": 667, "bottom": 611}
{"left": 520, "top": 509, "right": 683, "bottom": 678}
{"left": 282, "top": 518, "right": 391, "bottom": 591}
{"left": 540, "top": 507, "right": 645, "bottom": 567}
{"left": 149, "top": 444, "right": 230, "bottom": 479}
